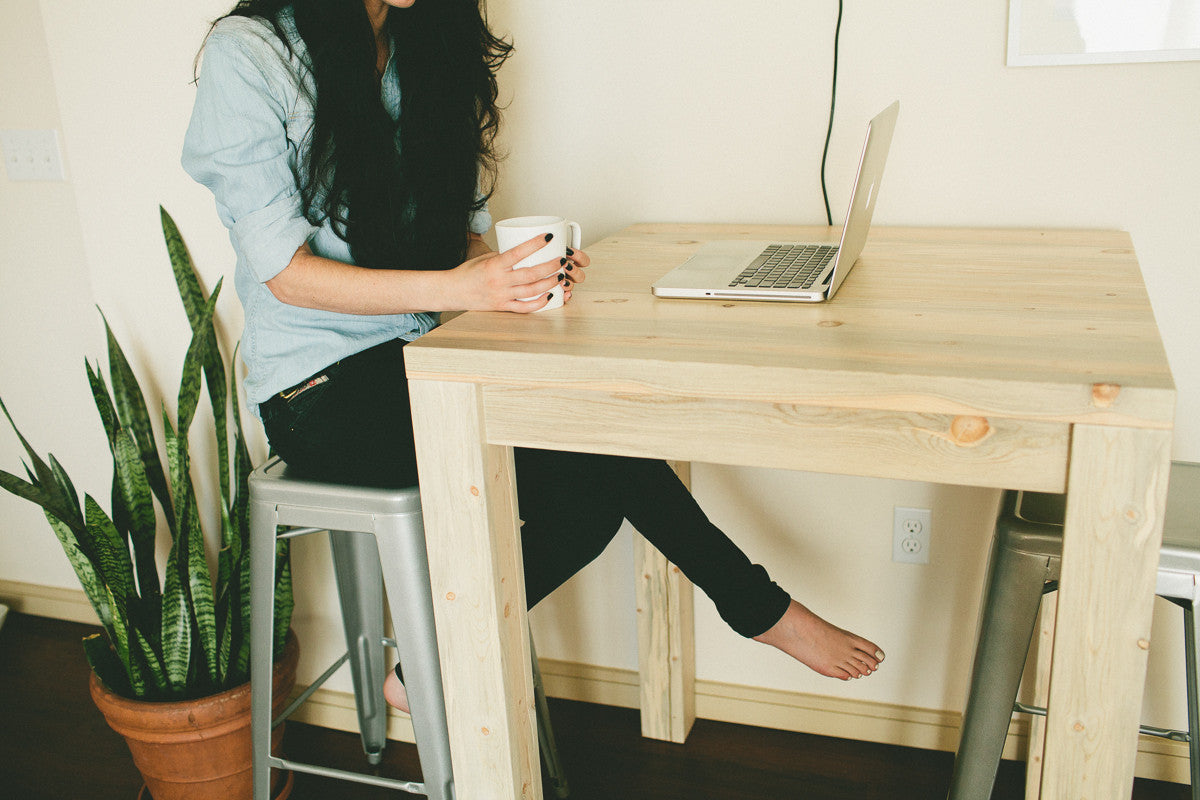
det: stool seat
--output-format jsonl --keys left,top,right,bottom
{"left": 252, "top": 458, "right": 423, "bottom": 516}
{"left": 248, "top": 457, "right": 569, "bottom": 800}
{"left": 948, "top": 461, "right": 1200, "bottom": 800}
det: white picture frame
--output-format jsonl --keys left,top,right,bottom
{"left": 1007, "top": 0, "right": 1200, "bottom": 66}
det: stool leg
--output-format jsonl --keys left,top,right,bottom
{"left": 1185, "top": 599, "right": 1200, "bottom": 800}
{"left": 329, "top": 530, "right": 389, "bottom": 765}
{"left": 531, "top": 636, "right": 570, "bottom": 798}
{"left": 948, "top": 535, "right": 1055, "bottom": 800}
{"left": 373, "top": 511, "right": 455, "bottom": 800}
{"left": 249, "top": 498, "right": 281, "bottom": 800}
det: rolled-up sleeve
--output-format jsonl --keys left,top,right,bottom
{"left": 182, "top": 26, "right": 318, "bottom": 284}
{"left": 469, "top": 201, "right": 492, "bottom": 236}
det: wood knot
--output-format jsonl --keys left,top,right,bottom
{"left": 1092, "top": 383, "right": 1120, "bottom": 408}
{"left": 949, "top": 416, "right": 992, "bottom": 446}
{"left": 817, "top": 320, "right": 843, "bottom": 327}
{"left": 445, "top": 592, "right": 456, "bottom": 601}
{"left": 481, "top": 727, "right": 490, "bottom": 736}
{"left": 1073, "top": 721, "right": 1085, "bottom": 732}
{"left": 504, "top": 602, "right": 511, "bottom": 618}
{"left": 1138, "top": 638, "right": 1150, "bottom": 650}
{"left": 469, "top": 485, "right": 480, "bottom": 496}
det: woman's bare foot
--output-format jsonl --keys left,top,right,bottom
{"left": 383, "top": 665, "right": 410, "bottom": 714}
{"left": 753, "top": 599, "right": 884, "bottom": 680}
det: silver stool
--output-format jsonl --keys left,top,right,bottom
{"left": 948, "top": 460, "right": 1200, "bottom": 799}
{"left": 249, "top": 457, "right": 570, "bottom": 800}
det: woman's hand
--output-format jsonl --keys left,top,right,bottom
{"left": 449, "top": 233, "right": 584, "bottom": 313}
{"left": 561, "top": 244, "right": 589, "bottom": 305}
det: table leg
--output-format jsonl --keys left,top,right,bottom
{"left": 635, "top": 460, "right": 697, "bottom": 743}
{"left": 1039, "top": 424, "right": 1171, "bottom": 798}
{"left": 409, "top": 379, "right": 540, "bottom": 800}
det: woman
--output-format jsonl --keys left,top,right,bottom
{"left": 183, "top": 0, "right": 883, "bottom": 712}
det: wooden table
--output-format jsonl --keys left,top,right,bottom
{"left": 404, "top": 224, "right": 1175, "bottom": 799}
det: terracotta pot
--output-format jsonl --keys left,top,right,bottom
{"left": 90, "top": 632, "right": 300, "bottom": 800}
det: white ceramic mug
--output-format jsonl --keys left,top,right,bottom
{"left": 494, "top": 215, "right": 583, "bottom": 311}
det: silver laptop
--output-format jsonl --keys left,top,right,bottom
{"left": 652, "top": 100, "right": 898, "bottom": 303}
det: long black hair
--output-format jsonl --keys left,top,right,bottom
{"left": 207, "top": 0, "right": 511, "bottom": 270}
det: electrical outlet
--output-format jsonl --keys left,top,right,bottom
{"left": 893, "top": 507, "right": 931, "bottom": 564}
{"left": 1, "top": 129, "right": 65, "bottom": 181}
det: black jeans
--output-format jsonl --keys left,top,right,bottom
{"left": 260, "top": 338, "right": 790, "bottom": 637}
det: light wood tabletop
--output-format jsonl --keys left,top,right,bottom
{"left": 404, "top": 224, "right": 1175, "bottom": 799}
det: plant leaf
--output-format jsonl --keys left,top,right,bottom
{"left": 159, "top": 411, "right": 191, "bottom": 692}
{"left": 83, "top": 633, "right": 133, "bottom": 697}
{"left": 163, "top": 409, "right": 219, "bottom": 687}
{"left": 102, "top": 582, "right": 144, "bottom": 697}
{"left": 113, "top": 430, "right": 160, "bottom": 615}
{"left": 0, "top": 397, "right": 84, "bottom": 532}
{"left": 42, "top": 511, "right": 116, "bottom": 635}
{"left": 100, "top": 312, "right": 175, "bottom": 532}
{"left": 86, "top": 360, "right": 119, "bottom": 448}
{"left": 202, "top": 281, "right": 230, "bottom": 506}
{"left": 176, "top": 291, "right": 219, "bottom": 438}
{"left": 161, "top": 207, "right": 206, "bottom": 337}
{"left": 130, "top": 625, "right": 170, "bottom": 697}
{"left": 83, "top": 495, "right": 136, "bottom": 606}
{"left": 0, "top": 467, "right": 86, "bottom": 542}
{"left": 163, "top": 207, "right": 233, "bottom": 508}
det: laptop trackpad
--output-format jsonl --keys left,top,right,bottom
{"left": 654, "top": 241, "right": 767, "bottom": 290}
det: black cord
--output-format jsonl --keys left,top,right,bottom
{"left": 819, "top": 0, "right": 843, "bottom": 227}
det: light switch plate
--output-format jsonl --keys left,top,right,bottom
{"left": 1, "top": 129, "right": 65, "bottom": 181}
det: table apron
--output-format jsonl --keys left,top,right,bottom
{"left": 481, "top": 385, "right": 1071, "bottom": 493}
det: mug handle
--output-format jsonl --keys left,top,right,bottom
{"left": 566, "top": 221, "right": 582, "bottom": 251}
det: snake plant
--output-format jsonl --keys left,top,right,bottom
{"left": 0, "top": 208, "right": 292, "bottom": 700}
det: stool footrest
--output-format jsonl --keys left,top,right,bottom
{"left": 1014, "top": 701, "right": 1190, "bottom": 743}
{"left": 269, "top": 755, "right": 425, "bottom": 794}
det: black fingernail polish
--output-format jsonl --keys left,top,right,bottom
{"left": 566, "top": 247, "right": 575, "bottom": 256}
{"left": 559, "top": 257, "right": 567, "bottom": 265}
{"left": 557, "top": 272, "right": 565, "bottom": 281}
{"left": 565, "top": 278, "right": 572, "bottom": 286}
{"left": 547, "top": 291, "right": 554, "bottom": 300}
{"left": 544, "top": 233, "right": 554, "bottom": 242}
{"left": 565, "top": 263, "right": 574, "bottom": 271}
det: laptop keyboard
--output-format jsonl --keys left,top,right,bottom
{"left": 729, "top": 244, "right": 838, "bottom": 289}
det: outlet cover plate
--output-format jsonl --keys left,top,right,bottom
{"left": 893, "top": 506, "right": 931, "bottom": 564}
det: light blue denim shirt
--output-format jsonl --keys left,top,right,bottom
{"left": 182, "top": 9, "right": 491, "bottom": 408}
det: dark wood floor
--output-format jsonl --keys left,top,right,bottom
{"left": 0, "top": 612, "right": 1187, "bottom": 799}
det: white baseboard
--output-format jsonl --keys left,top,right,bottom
{"left": 0, "top": 579, "right": 100, "bottom": 625}
{"left": 3, "top": 578, "right": 1188, "bottom": 785}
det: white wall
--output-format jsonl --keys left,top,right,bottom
{"left": 1, "top": 0, "right": 1197, "bottom": 734}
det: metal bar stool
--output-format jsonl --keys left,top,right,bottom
{"left": 249, "top": 457, "right": 570, "bottom": 800}
{"left": 947, "top": 460, "right": 1200, "bottom": 799}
